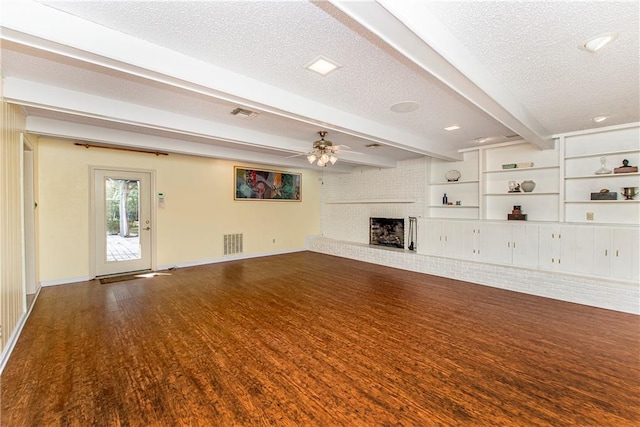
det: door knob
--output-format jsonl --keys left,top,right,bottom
{"left": 144, "top": 226, "right": 151, "bottom": 231}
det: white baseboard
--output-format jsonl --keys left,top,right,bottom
{"left": 40, "top": 275, "right": 92, "bottom": 287}
{"left": 157, "top": 247, "right": 306, "bottom": 271}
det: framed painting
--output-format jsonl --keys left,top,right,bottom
{"left": 234, "top": 167, "right": 301, "bottom": 201}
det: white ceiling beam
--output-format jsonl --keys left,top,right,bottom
{"left": 5, "top": 78, "right": 398, "bottom": 169}
{"left": 330, "top": 0, "right": 553, "bottom": 150}
{"left": 0, "top": 0, "right": 461, "bottom": 161}
{"left": 25, "top": 116, "right": 360, "bottom": 173}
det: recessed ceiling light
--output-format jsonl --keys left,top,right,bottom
{"left": 305, "top": 55, "right": 341, "bottom": 76}
{"left": 474, "top": 137, "right": 489, "bottom": 144}
{"left": 593, "top": 115, "right": 609, "bottom": 123}
{"left": 390, "top": 101, "right": 420, "bottom": 113}
{"left": 580, "top": 32, "right": 618, "bottom": 53}
{"left": 444, "top": 125, "right": 460, "bottom": 131}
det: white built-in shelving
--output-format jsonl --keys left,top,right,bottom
{"left": 425, "top": 122, "right": 639, "bottom": 226}
{"left": 428, "top": 151, "right": 480, "bottom": 219}
{"left": 480, "top": 141, "right": 561, "bottom": 222}
{"left": 325, "top": 199, "right": 415, "bottom": 204}
{"left": 560, "top": 123, "right": 640, "bottom": 224}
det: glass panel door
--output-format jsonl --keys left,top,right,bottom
{"left": 94, "top": 169, "right": 152, "bottom": 276}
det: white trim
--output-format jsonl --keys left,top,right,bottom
{"left": 0, "top": 285, "right": 42, "bottom": 375}
{"left": 552, "top": 121, "right": 640, "bottom": 138}
{"left": 157, "top": 248, "right": 306, "bottom": 271}
{"left": 40, "top": 275, "right": 92, "bottom": 287}
{"left": 89, "top": 166, "right": 157, "bottom": 278}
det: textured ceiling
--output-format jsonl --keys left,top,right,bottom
{"left": 1, "top": 0, "right": 638, "bottom": 171}
{"left": 425, "top": 1, "right": 640, "bottom": 134}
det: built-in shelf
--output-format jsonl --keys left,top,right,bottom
{"left": 565, "top": 149, "right": 640, "bottom": 160}
{"left": 565, "top": 200, "right": 640, "bottom": 204}
{"left": 430, "top": 180, "right": 479, "bottom": 185}
{"left": 483, "top": 192, "right": 559, "bottom": 196}
{"left": 325, "top": 199, "right": 415, "bottom": 204}
{"left": 429, "top": 205, "right": 479, "bottom": 208}
{"left": 565, "top": 172, "right": 640, "bottom": 180}
{"left": 483, "top": 166, "right": 560, "bottom": 174}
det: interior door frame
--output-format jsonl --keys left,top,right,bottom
{"left": 21, "top": 133, "right": 37, "bottom": 298}
{"left": 89, "top": 166, "right": 157, "bottom": 278}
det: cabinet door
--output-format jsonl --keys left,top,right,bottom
{"left": 512, "top": 224, "right": 539, "bottom": 268}
{"left": 421, "top": 220, "right": 443, "bottom": 256}
{"left": 478, "top": 222, "right": 511, "bottom": 265}
{"left": 442, "top": 220, "right": 456, "bottom": 258}
{"left": 538, "top": 225, "right": 560, "bottom": 270}
{"left": 454, "top": 221, "right": 478, "bottom": 260}
{"left": 592, "top": 228, "right": 612, "bottom": 277}
{"left": 558, "top": 225, "right": 577, "bottom": 273}
{"left": 611, "top": 228, "right": 640, "bottom": 281}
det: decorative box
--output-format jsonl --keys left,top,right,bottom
{"left": 516, "top": 162, "right": 534, "bottom": 168}
{"left": 502, "top": 163, "right": 517, "bottom": 169}
{"left": 508, "top": 213, "right": 527, "bottom": 220}
{"left": 613, "top": 166, "right": 638, "bottom": 174}
{"left": 591, "top": 192, "right": 617, "bottom": 200}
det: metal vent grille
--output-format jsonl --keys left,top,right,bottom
{"left": 223, "top": 233, "right": 243, "bottom": 255}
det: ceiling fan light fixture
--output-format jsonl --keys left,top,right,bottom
{"left": 329, "top": 155, "right": 338, "bottom": 165}
{"left": 305, "top": 56, "right": 341, "bottom": 76}
{"left": 580, "top": 32, "right": 618, "bottom": 53}
{"left": 307, "top": 154, "right": 317, "bottom": 164}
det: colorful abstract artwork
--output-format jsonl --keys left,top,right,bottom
{"left": 234, "top": 167, "right": 301, "bottom": 201}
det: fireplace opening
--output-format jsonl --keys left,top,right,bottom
{"left": 369, "top": 217, "right": 404, "bottom": 249}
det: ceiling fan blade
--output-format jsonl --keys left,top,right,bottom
{"left": 285, "top": 152, "right": 308, "bottom": 158}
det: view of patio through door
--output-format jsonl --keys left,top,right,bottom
{"left": 93, "top": 169, "right": 152, "bottom": 277}
{"left": 106, "top": 178, "right": 141, "bottom": 262}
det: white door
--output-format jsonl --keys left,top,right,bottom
{"left": 94, "top": 169, "right": 152, "bottom": 276}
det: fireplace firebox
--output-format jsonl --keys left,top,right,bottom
{"left": 369, "top": 217, "right": 405, "bottom": 249}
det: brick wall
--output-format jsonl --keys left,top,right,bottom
{"left": 312, "top": 158, "right": 639, "bottom": 315}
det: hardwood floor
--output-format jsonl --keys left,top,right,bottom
{"left": 2, "top": 252, "right": 638, "bottom": 426}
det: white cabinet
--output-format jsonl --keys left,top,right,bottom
{"left": 537, "top": 225, "right": 577, "bottom": 272}
{"left": 477, "top": 222, "right": 539, "bottom": 267}
{"left": 419, "top": 219, "right": 477, "bottom": 259}
{"left": 574, "top": 226, "right": 639, "bottom": 281}
{"left": 420, "top": 219, "right": 455, "bottom": 257}
{"left": 611, "top": 227, "right": 640, "bottom": 281}
{"left": 453, "top": 221, "right": 480, "bottom": 261}
{"left": 418, "top": 218, "right": 637, "bottom": 282}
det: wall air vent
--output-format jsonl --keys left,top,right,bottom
{"left": 223, "top": 233, "right": 243, "bottom": 255}
{"left": 230, "top": 107, "right": 258, "bottom": 119}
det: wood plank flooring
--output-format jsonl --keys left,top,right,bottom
{"left": 2, "top": 251, "right": 639, "bottom": 426}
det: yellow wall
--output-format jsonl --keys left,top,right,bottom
{"left": 37, "top": 137, "right": 321, "bottom": 283}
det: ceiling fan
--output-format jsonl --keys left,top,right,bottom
{"left": 289, "top": 131, "right": 352, "bottom": 167}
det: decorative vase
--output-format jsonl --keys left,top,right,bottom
{"left": 521, "top": 180, "right": 536, "bottom": 192}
